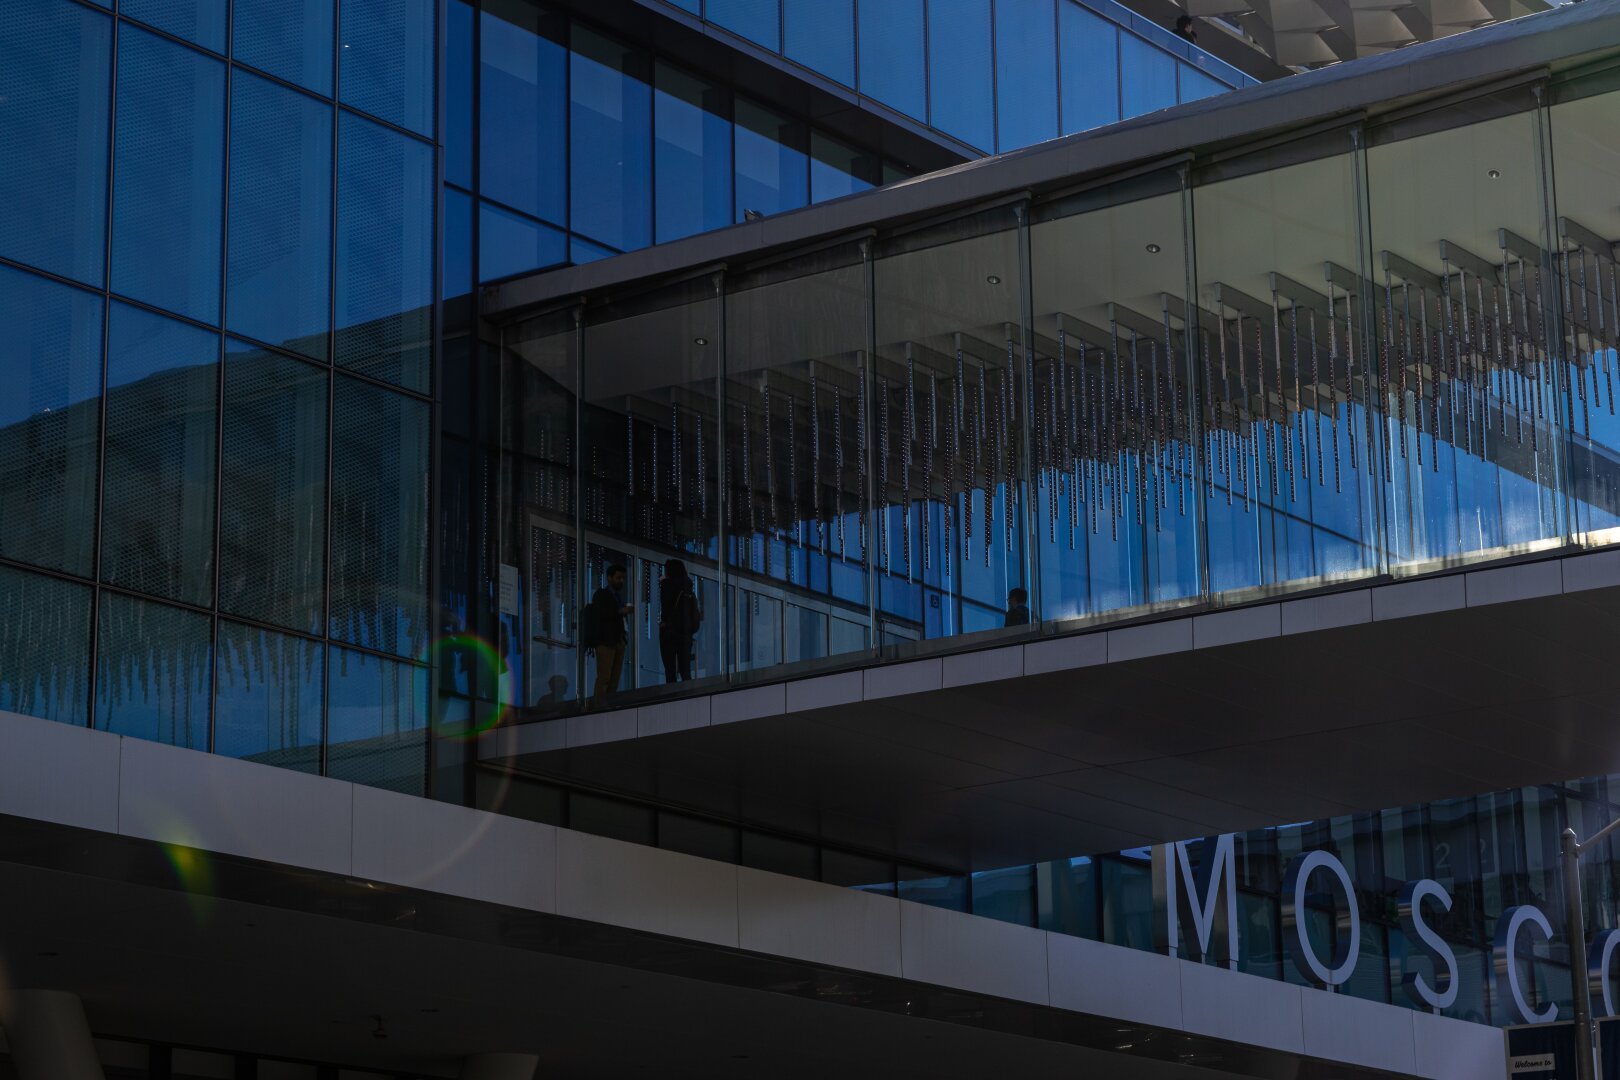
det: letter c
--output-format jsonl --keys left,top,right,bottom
{"left": 1493, "top": 905, "right": 1557, "bottom": 1024}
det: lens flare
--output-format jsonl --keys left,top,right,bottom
{"left": 426, "top": 633, "right": 511, "bottom": 741}
{"left": 162, "top": 842, "right": 215, "bottom": 920}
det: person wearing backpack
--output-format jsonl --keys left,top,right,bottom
{"left": 657, "top": 558, "right": 702, "bottom": 683}
{"left": 584, "top": 563, "right": 631, "bottom": 702}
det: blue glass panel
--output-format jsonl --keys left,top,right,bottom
{"left": 102, "top": 303, "right": 219, "bottom": 606}
{"left": 809, "top": 131, "right": 875, "bottom": 204}
{"left": 734, "top": 98, "right": 807, "bottom": 220}
{"left": 1179, "top": 65, "right": 1227, "bottom": 103}
{"left": 445, "top": 0, "right": 474, "bottom": 189}
{"left": 123, "top": 0, "right": 226, "bottom": 53}
{"left": 1120, "top": 32, "right": 1177, "bottom": 118}
{"left": 1059, "top": 1, "right": 1120, "bottom": 134}
{"left": 0, "top": 565, "right": 90, "bottom": 725}
{"left": 570, "top": 26, "right": 652, "bottom": 252}
{"left": 654, "top": 64, "right": 732, "bottom": 244}
{"left": 784, "top": 0, "right": 853, "bottom": 85}
{"left": 0, "top": 0, "right": 110, "bottom": 286}
{"left": 326, "top": 646, "right": 428, "bottom": 794}
{"left": 480, "top": 4, "right": 567, "bottom": 225}
{"left": 95, "top": 593, "right": 211, "bottom": 750}
{"left": 706, "top": 0, "right": 779, "bottom": 49}
{"left": 857, "top": 0, "right": 925, "bottom": 121}
{"left": 336, "top": 113, "right": 433, "bottom": 393}
{"left": 339, "top": 0, "right": 436, "bottom": 136}
{"left": 227, "top": 72, "right": 332, "bottom": 361}
{"left": 570, "top": 234, "right": 619, "bottom": 265}
{"left": 480, "top": 201, "right": 566, "bottom": 282}
{"left": 233, "top": 0, "right": 334, "bottom": 96}
{"left": 220, "top": 340, "right": 327, "bottom": 634}
{"left": 330, "top": 377, "right": 431, "bottom": 659}
{"left": 927, "top": 0, "right": 994, "bottom": 150}
{"left": 112, "top": 28, "right": 225, "bottom": 326}
{"left": 995, "top": 0, "right": 1059, "bottom": 151}
{"left": 0, "top": 265, "right": 102, "bottom": 577}
{"left": 666, "top": 0, "right": 699, "bottom": 10}
{"left": 215, "top": 621, "right": 323, "bottom": 771}
{"left": 444, "top": 187, "right": 474, "bottom": 300}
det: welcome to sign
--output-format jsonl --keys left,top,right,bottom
{"left": 1152, "top": 835, "right": 1619, "bottom": 1024}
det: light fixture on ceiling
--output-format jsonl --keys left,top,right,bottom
{"left": 986, "top": 274, "right": 1001, "bottom": 285}
{"left": 1488, "top": 169, "right": 1501, "bottom": 180}
{"left": 693, "top": 337, "right": 708, "bottom": 346}
{"left": 1146, "top": 243, "right": 1162, "bottom": 254}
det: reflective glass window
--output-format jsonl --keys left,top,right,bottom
{"left": 330, "top": 377, "right": 431, "bottom": 659}
{"left": 335, "top": 113, "right": 434, "bottom": 394}
{"left": 0, "top": 565, "right": 90, "bottom": 726}
{"left": 1193, "top": 133, "right": 1377, "bottom": 597}
{"left": 1060, "top": 2, "right": 1120, "bottom": 134}
{"left": 220, "top": 341, "right": 327, "bottom": 634}
{"left": 898, "top": 869, "right": 968, "bottom": 911}
{"left": 784, "top": 0, "right": 854, "bottom": 87}
{"left": 445, "top": 0, "right": 474, "bottom": 189}
{"left": 581, "top": 280, "right": 721, "bottom": 694}
{"left": 570, "top": 26, "right": 652, "bottom": 252}
{"left": 0, "top": 265, "right": 103, "bottom": 577}
{"left": 972, "top": 865, "right": 1036, "bottom": 925}
{"left": 102, "top": 304, "right": 219, "bottom": 606}
{"left": 570, "top": 234, "right": 619, "bottom": 265}
{"left": 654, "top": 63, "right": 732, "bottom": 244}
{"left": 0, "top": 0, "right": 111, "bottom": 286}
{"left": 233, "top": 0, "right": 333, "bottom": 95}
{"left": 95, "top": 593, "right": 211, "bottom": 751}
{"left": 1180, "top": 65, "right": 1227, "bottom": 103}
{"left": 326, "top": 646, "right": 428, "bottom": 794}
{"left": 995, "top": 0, "right": 1058, "bottom": 152}
{"left": 444, "top": 187, "right": 474, "bottom": 301}
{"left": 122, "top": 0, "right": 226, "bottom": 54}
{"left": 227, "top": 72, "right": 332, "bottom": 361}
{"left": 857, "top": 0, "right": 925, "bottom": 121}
{"left": 112, "top": 27, "right": 225, "bottom": 326}
{"left": 734, "top": 98, "right": 808, "bottom": 221}
{"left": 1549, "top": 82, "right": 1620, "bottom": 546}
{"left": 706, "top": 0, "right": 779, "bottom": 49}
{"left": 480, "top": 2, "right": 567, "bottom": 225}
{"left": 927, "top": 0, "right": 994, "bottom": 151}
{"left": 809, "top": 131, "right": 876, "bottom": 204}
{"left": 726, "top": 244, "right": 872, "bottom": 672}
{"left": 874, "top": 207, "right": 1030, "bottom": 642}
{"left": 1368, "top": 94, "right": 1562, "bottom": 568}
{"left": 215, "top": 621, "right": 322, "bottom": 772}
{"left": 480, "top": 201, "right": 566, "bottom": 282}
{"left": 1120, "top": 33, "right": 1177, "bottom": 118}
{"left": 339, "top": 0, "right": 436, "bottom": 136}
{"left": 497, "top": 310, "right": 577, "bottom": 713}
{"left": 1030, "top": 175, "right": 1203, "bottom": 616}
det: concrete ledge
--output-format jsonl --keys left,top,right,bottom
{"left": 0, "top": 711, "right": 119, "bottom": 833}
{"left": 566, "top": 707, "right": 639, "bottom": 748}
{"left": 637, "top": 696, "right": 711, "bottom": 737}
{"left": 118, "top": 737, "right": 353, "bottom": 877}
{"left": 1371, "top": 575, "right": 1466, "bottom": 621}
{"left": 1279, "top": 589, "right": 1372, "bottom": 635}
{"left": 1193, "top": 604, "right": 1281, "bottom": 649}
{"left": 1109, "top": 620, "right": 1193, "bottom": 663}
{"left": 899, "top": 902, "right": 1049, "bottom": 1005}
{"left": 1047, "top": 932, "right": 1180, "bottom": 1029}
{"left": 1179, "top": 961, "right": 1304, "bottom": 1054}
{"left": 1023, "top": 632, "right": 1108, "bottom": 676}
{"left": 712, "top": 682, "right": 786, "bottom": 725}
{"left": 864, "top": 658, "right": 943, "bottom": 700}
{"left": 555, "top": 829, "right": 739, "bottom": 948}
{"left": 942, "top": 645, "right": 1023, "bottom": 688}
{"left": 785, "top": 670, "right": 863, "bottom": 712}
{"left": 1299, "top": 983, "right": 1417, "bottom": 1075}
{"left": 738, "top": 867, "right": 902, "bottom": 977}
{"left": 1563, "top": 547, "right": 1620, "bottom": 594}
{"left": 1466, "top": 559, "right": 1562, "bottom": 608}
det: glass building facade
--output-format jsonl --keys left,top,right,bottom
{"left": 668, "top": 0, "right": 1253, "bottom": 154}
{"left": 485, "top": 69, "right": 1620, "bottom": 721}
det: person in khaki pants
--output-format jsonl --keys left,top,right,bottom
{"left": 584, "top": 564, "right": 631, "bottom": 703}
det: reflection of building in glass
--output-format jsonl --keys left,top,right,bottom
{"left": 0, "top": 0, "right": 1615, "bottom": 1073}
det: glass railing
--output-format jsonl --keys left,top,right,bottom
{"left": 481, "top": 64, "right": 1620, "bottom": 722}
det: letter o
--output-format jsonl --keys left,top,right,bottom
{"left": 1281, "top": 850, "right": 1361, "bottom": 987}
{"left": 1590, "top": 929, "right": 1620, "bottom": 1018}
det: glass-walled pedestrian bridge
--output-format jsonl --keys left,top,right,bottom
{"left": 476, "top": 0, "right": 1620, "bottom": 727}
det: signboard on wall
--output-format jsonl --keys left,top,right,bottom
{"left": 1505, "top": 1022, "right": 1575, "bottom": 1080}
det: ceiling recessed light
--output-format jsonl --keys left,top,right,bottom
{"left": 1146, "top": 243, "right": 1162, "bottom": 254}
{"left": 1488, "top": 169, "right": 1501, "bottom": 180}
{"left": 693, "top": 337, "right": 708, "bottom": 346}
{"left": 986, "top": 274, "right": 1001, "bottom": 285}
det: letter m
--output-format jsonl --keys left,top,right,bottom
{"left": 1152, "top": 834, "right": 1239, "bottom": 969}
